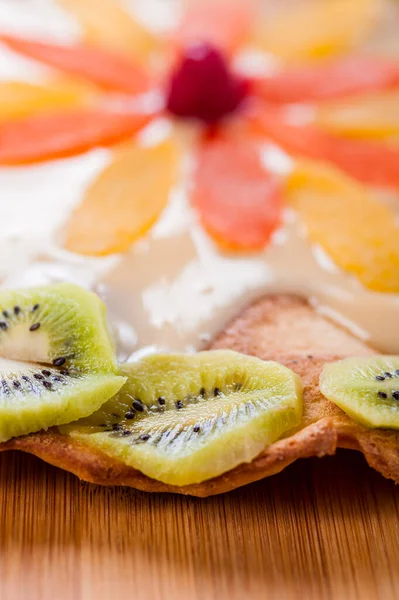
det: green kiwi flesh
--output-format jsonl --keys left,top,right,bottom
{"left": 62, "top": 350, "right": 303, "bottom": 486}
{"left": 0, "top": 283, "right": 118, "bottom": 373}
{"left": 0, "top": 357, "right": 125, "bottom": 442}
{"left": 320, "top": 356, "right": 399, "bottom": 428}
{"left": 0, "top": 283, "right": 126, "bottom": 441}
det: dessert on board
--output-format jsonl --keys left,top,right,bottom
{"left": 1, "top": 0, "right": 399, "bottom": 495}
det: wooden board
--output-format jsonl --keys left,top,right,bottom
{"left": 0, "top": 449, "right": 398, "bottom": 599}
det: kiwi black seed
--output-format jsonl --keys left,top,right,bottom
{"left": 53, "top": 357, "right": 66, "bottom": 367}
{"left": 132, "top": 400, "right": 145, "bottom": 412}
{"left": 29, "top": 323, "right": 40, "bottom": 332}
{"left": 378, "top": 391, "right": 388, "bottom": 399}
{"left": 0, "top": 323, "right": 7, "bottom": 331}
{"left": 393, "top": 391, "right": 399, "bottom": 401}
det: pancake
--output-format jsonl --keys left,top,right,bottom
{"left": 1, "top": 295, "right": 397, "bottom": 497}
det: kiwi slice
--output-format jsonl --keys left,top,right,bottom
{"left": 62, "top": 351, "right": 303, "bottom": 486}
{"left": 0, "top": 283, "right": 117, "bottom": 372}
{"left": 0, "top": 283, "right": 126, "bottom": 441}
{"left": 0, "top": 358, "right": 125, "bottom": 442}
{"left": 320, "top": 356, "right": 399, "bottom": 429}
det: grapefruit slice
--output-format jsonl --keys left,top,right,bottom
{"left": 0, "top": 108, "right": 151, "bottom": 164}
{"left": 315, "top": 91, "right": 399, "bottom": 140}
{"left": 254, "top": 0, "right": 380, "bottom": 61}
{"left": 0, "top": 35, "right": 149, "bottom": 95}
{"left": 286, "top": 160, "right": 399, "bottom": 293}
{"left": 64, "top": 137, "right": 180, "bottom": 256}
{"left": 254, "top": 57, "right": 399, "bottom": 104}
{"left": 251, "top": 110, "right": 399, "bottom": 189}
{"left": 192, "top": 133, "right": 282, "bottom": 251}
{"left": 0, "top": 80, "right": 95, "bottom": 121}
{"left": 57, "top": 0, "right": 157, "bottom": 60}
{"left": 173, "top": 0, "right": 255, "bottom": 56}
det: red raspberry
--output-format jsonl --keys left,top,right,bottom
{"left": 166, "top": 43, "right": 249, "bottom": 123}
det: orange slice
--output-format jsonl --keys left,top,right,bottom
{"left": 174, "top": 0, "right": 255, "bottom": 56}
{"left": 286, "top": 160, "right": 399, "bottom": 293}
{"left": 254, "top": 0, "right": 380, "bottom": 61}
{"left": 0, "top": 108, "right": 151, "bottom": 165}
{"left": 254, "top": 57, "right": 399, "bottom": 104}
{"left": 192, "top": 133, "right": 282, "bottom": 251}
{"left": 315, "top": 91, "right": 399, "bottom": 140}
{"left": 0, "top": 80, "right": 95, "bottom": 122}
{"left": 251, "top": 110, "right": 399, "bottom": 189}
{"left": 64, "top": 137, "right": 180, "bottom": 256}
{"left": 58, "top": 0, "right": 157, "bottom": 60}
{"left": 0, "top": 35, "right": 149, "bottom": 95}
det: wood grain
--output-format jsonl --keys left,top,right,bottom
{"left": 0, "top": 450, "right": 398, "bottom": 600}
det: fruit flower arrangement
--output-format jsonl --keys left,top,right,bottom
{"left": 1, "top": 0, "right": 399, "bottom": 291}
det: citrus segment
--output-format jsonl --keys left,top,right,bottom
{"left": 192, "top": 133, "right": 282, "bottom": 251}
{"left": 0, "top": 80, "right": 95, "bottom": 122}
{"left": 255, "top": 0, "right": 380, "bottom": 61}
{"left": 251, "top": 110, "right": 399, "bottom": 189}
{"left": 64, "top": 137, "right": 180, "bottom": 256}
{"left": 286, "top": 160, "right": 399, "bottom": 292}
{"left": 315, "top": 91, "right": 399, "bottom": 140}
{"left": 174, "top": 0, "right": 255, "bottom": 56}
{"left": 0, "top": 108, "right": 151, "bottom": 164}
{"left": 58, "top": 0, "right": 157, "bottom": 60}
{"left": 0, "top": 35, "right": 149, "bottom": 95}
{"left": 254, "top": 57, "right": 399, "bottom": 104}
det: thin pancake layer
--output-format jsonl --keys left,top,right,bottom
{"left": 0, "top": 295, "right": 396, "bottom": 496}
